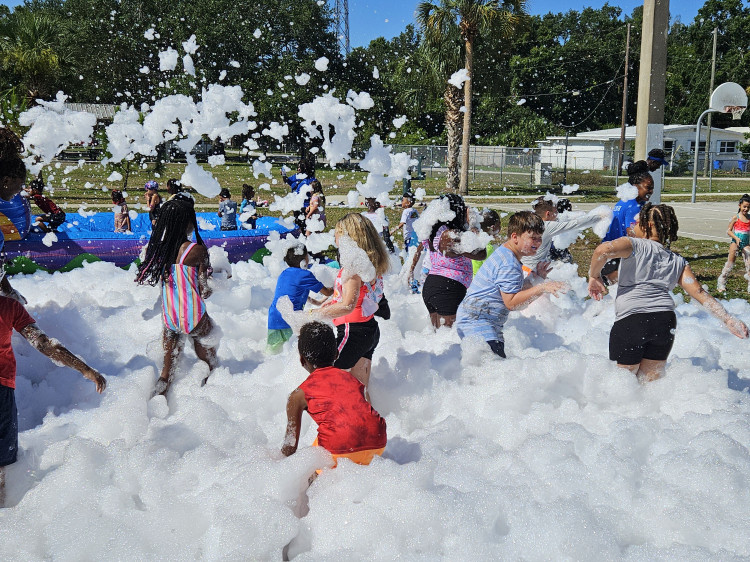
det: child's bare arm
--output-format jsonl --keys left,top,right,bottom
{"left": 679, "top": 264, "right": 749, "bottom": 338}
{"left": 502, "top": 281, "right": 569, "bottom": 311}
{"left": 19, "top": 324, "right": 106, "bottom": 393}
{"left": 587, "top": 237, "right": 634, "bottom": 300}
{"left": 281, "top": 389, "right": 307, "bottom": 456}
{"left": 184, "top": 244, "right": 213, "bottom": 299}
{"left": 314, "top": 276, "right": 361, "bottom": 319}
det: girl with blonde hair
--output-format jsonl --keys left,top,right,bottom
{"left": 315, "top": 213, "right": 390, "bottom": 393}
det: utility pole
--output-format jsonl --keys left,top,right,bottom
{"left": 703, "top": 27, "right": 718, "bottom": 177}
{"left": 618, "top": 23, "right": 632, "bottom": 171}
{"left": 635, "top": 0, "right": 669, "bottom": 203}
{"left": 334, "top": 0, "right": 350, "bottom": 55}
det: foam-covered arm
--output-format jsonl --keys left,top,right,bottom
{"left": 679, "top": 264, "right": 749, "bottom": 338}
{"left": 282, "top": 388, "right": 307, "bottom": 456}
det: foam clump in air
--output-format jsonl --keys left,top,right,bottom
{"left": 413, "top": 196, "right": 455, "bottom": 241}
{"left": 295, "top": 73, "right": 311, "bottom": 86}
{"left": 262, "top": 122, "right": 288, "bottom": 143}
{"left": 19, "top": 92, "right": 97, "bottom": 174}
{"left": 392, "top": 115, "right": 407, "bottom": 129}
{"left": 346, "top": 90, "right": 374, "bottom": 111}
{"left": 616, "top": 182, "right": 638, "bottom": 201}
{"left": 561, "top": 183, "right": 580, "bottom": 195}
{"left": 448, "top": 68, "right": 470, "bottom": 89}
{"left": 314, "top": 57, "right": 329, "bottom": 71}
{"left": 355, "top": 135, "right": 412, "bottom": 199}
{"left": 298, "top": 93, "right": 361, "bottom": 167}
{"left": 158, "top": 47, "right": 178, "bottom": 72}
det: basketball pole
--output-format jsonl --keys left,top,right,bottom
{"left": 635, "top": 0, "right": 669, "bottom": 204}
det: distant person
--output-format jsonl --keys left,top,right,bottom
{"left": 548, "top": 198, "right": 573, "bottom": 263}
{"left": 304, "top": 180, "right": 326, "bottom": 236}
{"left": 239, "top": 183, "right": 257, "bottom": 230}
{"left": 0, "top": 294, "right": 106, "bottom": 506}
{"left": 647, "top": 148, "right": 669, "bottom": 172}
{"left": 455, "top": 211, "right": 569, "bottom": 358}
{"left": 471, "top": 209, "right": 502, "bottom": 275}
{"left": 111, "top": 189, "right": 131, "bottom": 233}
{"left": 135, "top": 198, "right": 218, "bottom": 396}
{"left": 362, "top": 197, "right": 395, "bottom": 253}
{"left": 588, "top": 203, "right": 747, "bottom": 382}
{"left": 165, "top": 178, "right": 187, "bottom": 201}
{"left": 600, "top": 160, "right": 654, "bottom": 283}
{"left": 144, "top": 180, "right": 162, "bottom": 226}
{"left": 281, "top": 321, "right": 387, "bottom": 468}
{"left": 390, "top": 192, "right": 420, "bottom": 252}
{"left": 217, "top": 188, "right": 238, "bottom": 231}
{"left": 28, "top": 178, "right": 66, "bottom": 233}
{"left": 0, "top": 127, "right": 28, "bottom": 302}
{"left": 281, "top": 157, "right": 316, "bottom": 231}
{"left": 267, "top": 243, "right": 333, "bottom": 354}
{"left": 717, "top": 194, "right": 750, "bottom": 292}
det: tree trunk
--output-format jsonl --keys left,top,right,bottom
{"left": 459, "top": 38, "right": 473, "bottom": 196}
{"left": 444, "top": 85, "right": 463, "bottom": 192}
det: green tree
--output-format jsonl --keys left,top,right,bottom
{"left": 418, "top": 0, "right": 526, "bottom": 194}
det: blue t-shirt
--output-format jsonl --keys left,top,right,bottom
{"left": 285, "top": 174, "right": 315, "bottom": 207}
{"left": 268, "top": 267, "right": 325, "bottom": 330}
{"left": 455, "top": 245, "right": 524, "bottom": 343}
{"left": 603, "top": 198, "right": 642, "bottom": 242}
{"left": 219, "top": 200, "right": 238, "bottom": 229}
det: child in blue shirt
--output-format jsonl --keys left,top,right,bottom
{"left": 267, "top": 243, "right": 333, "bottom": 353}
{"left": 456, "top": 211, "right": 569, "bottom": 358}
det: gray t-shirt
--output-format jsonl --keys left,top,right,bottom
{"left": 219, "top": 200, "right": 238, "bottom": 229}
{"left": 615, "top": 237, "right": 687, "bottom": 321}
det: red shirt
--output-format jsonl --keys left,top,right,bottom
{"left": 0, "top": 297, "right": 35, "bottom": 389}
{"left": 31, "top": 193, "right": 62, "bottom": 215}
{"left": 298, "top": 366, "right": 387, "bottom": 454}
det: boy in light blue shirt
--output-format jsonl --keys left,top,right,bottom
{"left": 456, "top": 211, "right": 569, "bottom": 358}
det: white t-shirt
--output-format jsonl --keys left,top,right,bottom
{"left": 400, "top": 207, "right": 419, "bottom": 239}
{"left": 362, "top": 210, "right": 388, "bottom": 231}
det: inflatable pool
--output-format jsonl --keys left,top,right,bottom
{"left": 1, "top": 206, "right": 297, "bottom": 272}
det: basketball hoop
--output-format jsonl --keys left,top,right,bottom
{"left": 725, "top": 105, "right": 746, "bottom": 121}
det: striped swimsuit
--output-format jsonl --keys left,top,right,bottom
{"left": 732, "top": 215, "right": 750, "bottom": 249}
{"left": 162, "top": 242, "right": 207, "bottom": 334}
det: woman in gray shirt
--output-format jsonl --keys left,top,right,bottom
{"left": 587, "top": 203, "right": 748, "bottom": 382}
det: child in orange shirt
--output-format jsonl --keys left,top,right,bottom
{"left": 281, "top": 321, "right": 386, "bottom": 468}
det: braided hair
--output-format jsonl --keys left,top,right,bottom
{"left": 638, "top": 203, "right": 679, "bottom": 248}
{"left": 135, "top": 198, "right": 203, "bottom": 286}
{"left": 0, "top": 127, "right": 26, "bottom": 180}
{"left": 428, "top": 193, "right": 467, "bottom": 250}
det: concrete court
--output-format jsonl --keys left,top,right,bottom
{"left": 495, "top": 200, "right": 739, "bottom": 242}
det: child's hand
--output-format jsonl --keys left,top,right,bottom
{"left": 727, "top": 317, "right": 749, "bottom": 339}
{"left": 83, "top": 368, "right": 107, "bottom": 393}
{"left": 588, "top": 276, "right": 607, "bottom": 301}
{"left": 544, "top": 281, "right": 570, "bottom": 297}
{"left": 535, "top": 261, "right": 552, "bottom": 279}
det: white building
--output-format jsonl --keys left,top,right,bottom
{"left": 537, "top": 125, "right": 749, "bottom": 172}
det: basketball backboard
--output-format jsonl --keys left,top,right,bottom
{"left": 709, "top": 82, "right": 748, "bottom": 114}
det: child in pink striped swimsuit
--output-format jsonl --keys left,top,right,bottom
{"left": 135, "top": 197, "right": 218, "bottom": 396}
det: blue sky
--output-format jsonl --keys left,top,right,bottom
{"left": 2, "top": 0, "right": 706, "bottom": 48}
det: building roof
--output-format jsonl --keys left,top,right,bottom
{"left": 63, "top": 103, "right": 119, "bottom": 120}
{"left": 541, "top": 124, "right": 747, "bottom": 143}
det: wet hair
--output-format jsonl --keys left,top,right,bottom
{"left": 508, "top": 210, "right": 544, "bottom": 237}
{"left": 135, "top": 198, "right": 203, "bottom": 286}
{"left": 532, "top": 196, "right": 556, "bottom": 216}
{"left": 627, "top": 160, "right": 652, "bottom": 186}
{"left": 738, "top": 193, "right": 750, "bottom": 210}
{"left": 111, "top": 189, "right": 125, "bottom": 204}
{"left": 428, "top": 193, "right": 468, "bottom": 246}
{"left": 480, "top": 209, "right": 501, "bottom": 233}
{"left": 557, "top": 198, "right": 573, "bottom": 213}
{"left": 29, "top": 177, "right": 45, "bottom": 192}
{"left": 219, "top": 187, "right": 231, "bottom": 198}
{"left": 242, "top": 183, "right": 255, "bottom": 200}
{"left": 335, "top": 213, "right": 390, "bottom": 278}
{"left": 298, "top": 321, "right": 337, "bottom": 368}
{"left": 284, "top": 243, "right": 309, "bottom": 268}
{"left": 166, "top": 179, "right": 182, "bottom": 193}
{"left": 0, "top": 127, "right": 26, "bottom": 180}
{"left": 638, "top": 203, "right": 679, "bottom": 247}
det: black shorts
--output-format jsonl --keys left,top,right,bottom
{"left": 609, "top": 311, "right": 677, "bottom": 365}
{"left": 0, "top": 385, "right": 18, "bottom": 466}
{"left": 41, "top": 212, "right": 66, "bottom": 228}
{"left": 422, "top": 275, "right": 467, "bottom": 316}
{"left": 335, "top": 318, "right": 380, "bottom": 370}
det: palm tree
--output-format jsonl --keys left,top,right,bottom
{"left": 396, "top": 34, "right": 463, "bottom": 191}
{"left": 0, "top": 10, "right": 68, "bottom": 101}
{"left": 417, "top": 0, "right": 526, "bottom": 195}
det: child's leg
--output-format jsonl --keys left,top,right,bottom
{"left": 718, "top": 242, "right": 739, "bottom": 291}
{"left": 157, "top": 328, "right": 184, "bottom": 395}
{"left": 191, "top": 315, "right": 219, "bottom": 386}
{"left": 636, "top": 359, "right": 667, "bottom": 383}
{"left": 350, "top": 357, "right": 372, "bottom": 400}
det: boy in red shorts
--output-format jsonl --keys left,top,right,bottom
{"left": 281, "top": 321, "right": 386, "bottom": 468}
{"left": 0, "top": 296, "right": 106, "bottom": 506}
